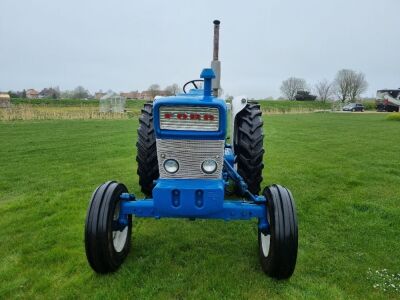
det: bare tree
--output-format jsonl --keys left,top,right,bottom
{"left": 334, "top": 69, "right": 353, "bottom": 102}
{"left": 349, "top": 72, "right": 368, "bottom": 101}
{"left": 148, "top": 84, "right": 161, "bottom": 99}
{"left": 314, "top": 79, "right": 333, "bottom": 102}
{"left": 73, "top": 86, "right": 90, "bottom": 99}
{"left": 334, "top": 69, "right": 368, "bottom": 102}
{"left": 280, "top": 77, "right": 307, "bottom": 100}
{"left": 164, "top": 83, "right": 181, "bottom": 96}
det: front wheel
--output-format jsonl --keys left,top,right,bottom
{"left": 84, "top": 181, "right": 132, "bottom": 273}
{"left": 258, "top": 184, "right": 298, "bottom": 279}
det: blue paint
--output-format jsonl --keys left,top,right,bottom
{"left": 120, "top": 198, "right": 266, "bottom": 222}
{"left": 152, "top": 179, "right": 224, "bottom": 216}
{"left": 153, "top": 68, "right": 227, "bottom": 140}
{"left": 223, "top": 158, "right": 248, "bottom": 196}
{"left": 153, "top": 96, "right": 227, "bottom": 140}
{"left": 116, "top": 67, "right": 270, "bottom": 234}
{"left": 176, "top": 88, "right": 206, "bottom": 97}
{"left": 184, "top": 89, "right": 204, "bottom": 96}
{"left": 200, "top": 68, "right": 215, "bottom": 97}
{"left": 224, "top": 145, "right": 235, "bottom": 168}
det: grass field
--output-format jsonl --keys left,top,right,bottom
{"left": 11, "top": 98, "right": 333, "bottom": 111}
{"left": 0, "top": 113, "right": 399, "bottom": 299}
{"left": 3, "top": 99, "right": 369, "bottom": 121}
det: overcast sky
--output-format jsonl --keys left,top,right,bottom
{"left": 0, "top": 0, "right": 399, "bottom": 98}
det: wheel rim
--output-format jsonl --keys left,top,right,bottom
{"left": 261, "top": 232, "right": 270, "bottom": 257}
{"left": 112, "top": 202, "right": 128, "bottom": 253}
{"left": 261, "top": 212, "right": 271, "bottom": 257}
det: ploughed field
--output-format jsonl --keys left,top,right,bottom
{"left": 0, "top": 113, "right": 399, "bottom": 299}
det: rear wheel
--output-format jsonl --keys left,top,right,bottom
{"left": 258, "top": 184, "right": 298, "bottom": 279}
{"left": 234, "top": 103, "right": 264, "bottom": 195}
{"left": 85, "top": 181, "right": 132, "bottom": 273}
{"left": 136, "top": 103, "right": 159, "bottom": 196}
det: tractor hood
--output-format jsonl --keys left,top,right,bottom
{"left": 153, "top": 68, "right": 227, "bottom": 140}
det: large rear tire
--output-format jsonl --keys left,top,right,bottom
{"left": 234, "top": 103, "right": 264, "bottom": 195}
{"left": 258, "top": 184, "right": 298, "bottom": 279}
{"left": 136, "top": 103, "right": 159, "bottom": 196}
{"left": 85, "top": 181, "right": 132, "bottom": 273}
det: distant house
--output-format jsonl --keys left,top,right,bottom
{"left": 26, "top": 89, "right": 39, "bottom": 99}
{"left": 139, "top": 90, "right": 169, "bottom": 100}
{"left": 139, "top": 91, "right": 153, "bottom": 100}
{"left": 0, "top": 93, "right": 11, "bottom": 108}
{"left": 120, "top": 91, "right": 140, "bottom": 99}
{"left": 38, "top": 88, "right": 59, "bottom": 99}
{"left": 95, "top": 92, "right": 107, "bottom": 100}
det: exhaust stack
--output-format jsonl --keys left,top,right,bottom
{"left": 211, "top": 20, "right": 221, "bottom": 97}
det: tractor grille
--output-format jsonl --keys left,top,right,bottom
{"left": 156, "top": 139, "right": 224, "bottom": 179}
{"left": 159, "top": 106, "right": 219, "bottom": 131}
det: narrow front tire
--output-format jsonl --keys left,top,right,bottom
{"left": 258, "top": 184, "right": 298, "bottom": 279}
{"left": 84, "top": 181, "right": 132, "bottom": 273}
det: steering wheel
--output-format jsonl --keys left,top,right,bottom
{"left": 183, "top": 80, "right": 204, "bottom": 94}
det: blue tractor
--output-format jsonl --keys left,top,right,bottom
{"left": 84, "top": 20, "right": 298, "bottom": 279}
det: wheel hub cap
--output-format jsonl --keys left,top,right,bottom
{"left": 261, "top": 233, "right": 270, "bottom": 257}
{"left": 113, "top": 227, "right": 128, "bottom": 253}
{"left": 112, "top": 202, "right": 128, "bottom": 253}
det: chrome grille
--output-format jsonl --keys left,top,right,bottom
{"left": 156, "top": 139, "right": 224, "bottom": 179}
{"left": 159, "top": 106, "right": 219, "bottom": 131}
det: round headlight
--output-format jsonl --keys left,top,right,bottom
{"left": 164, "top": 159, "right": 179, "bottom": 174}
{"left": 201, "top": 159, "right": 217, "bottom": 174}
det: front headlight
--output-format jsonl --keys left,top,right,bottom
{"left": 201, "top": 159, "right": 217, "bottom": 174}
{"left": 164, "top": 159, "right": 179, "bottom": 174}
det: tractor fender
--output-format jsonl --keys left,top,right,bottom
{"left": 231, "top": 95, "right": 248, "bottom": 153}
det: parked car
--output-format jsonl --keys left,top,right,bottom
{"left": 343, "top": 103, "right": 364, "bottom": 112}
{"left": 295, "top": 90, "right": 317, "bottom": 101}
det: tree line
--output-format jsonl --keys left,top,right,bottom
{"left": 280, "top": 69, "right": 368, "bottom": 102}
{"left": 7, "top": 83, "right": 181, "bottom": 99}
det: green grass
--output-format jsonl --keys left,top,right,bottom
{"left": 258, "top": 100, "right": 332, "bottom": 112}
{"left": 0, "top": 113, "right": 399, "bottom": 299}
{"left": 387, "top": 113, "right": 400, "bottom": 121}
{"left": 10, "top": 98, "right": 148, "bottom": 110}
{"left": 11, "top": 98, "right": 378, "bottom": 117}
{"left": 11, "top": 98, "right": 335, "bottom": 113}
{"left": 11, "top": 98, "right": 101, "bottom": 107}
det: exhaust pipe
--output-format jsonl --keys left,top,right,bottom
{"left": 211, "top": 20, "right": 221, "bottom": 97}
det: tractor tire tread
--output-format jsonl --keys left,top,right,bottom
{"left": 85, "top": 181, "right": 132, "bottom": 273}
{"left": 259, "top": 184, "right": 298, "bottom": 279}
{"left": 234, "top": 103, "right": 264, "bottom": 195}
{"left": 136, "top": 103, "right": 159, "bottom": 196}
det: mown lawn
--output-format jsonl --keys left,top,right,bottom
{"left": 0, "top": 113, "right": 399, "bottom": 299}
